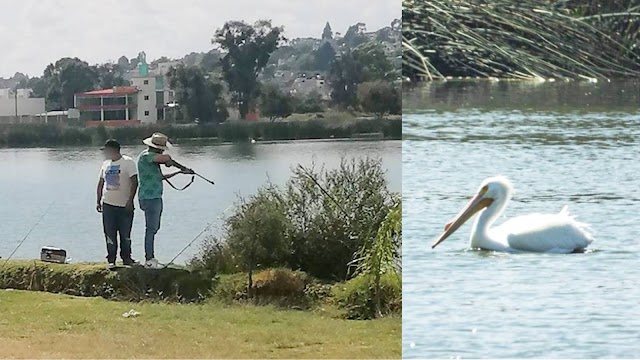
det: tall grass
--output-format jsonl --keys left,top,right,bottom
{"left": 403, "top": 0, "right": 640, "bottom": 80}
{"left": 0, "top": 118, "right": 400, "bottom": 148}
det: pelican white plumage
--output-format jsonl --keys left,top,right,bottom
{"left": 432, "top": 176, "right": 594, "bottom": 253}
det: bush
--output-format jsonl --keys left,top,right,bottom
{"left": 191, "top": 157, "right": 399, "bottom": 281}
{"left": 212, "top": 268, "right": 324, "bottom": 308}
{"left": 333, "top": 273, "right": 401, "bottom": 320}
{"left": 357, "top": 81, "right": 401, "bottom": 119}
{"left": 294, "top": 91, "right": 326, "bottom": 113}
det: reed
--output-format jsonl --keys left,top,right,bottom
{"left": 403, "top": 0, "right": 640, "bottom": 80}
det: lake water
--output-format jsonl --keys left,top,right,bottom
{"left": 402, "top": 80, "right": 640, "bottom": 358}
{"left": 0, "top": 140, "right": 400, "bottom": 264}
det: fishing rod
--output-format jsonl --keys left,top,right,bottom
{"left": 2, "top": 200, "right": 56, "bottom": 267}
{"left": 162, "top": 204, "right": 234, "bottom": 269}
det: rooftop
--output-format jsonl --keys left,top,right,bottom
{"left": 76, "top": 86, "right": 139, "bottom": 97}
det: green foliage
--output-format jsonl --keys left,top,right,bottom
{"left": 314, "top": 42, "right": 337, "bottom": 71}
{"left": 260, "top": 83, "right": 294, "bottom": 120}
{"left": 167, "top": 65, "right": 229, "bottom": 123}
{"left": 43, "top": 58, "right": 99, "bottom": 110}
{"left": 329, "top": 49, "right": 365, "bottom": 107}
{"left": 225, "top": 186, "right": 293, "bottom": 272}
{"left": 0, "top": 261, "right": 212, "bottom": 303}
{"left": 333, "top": 273, "right": 401, "bottom": 319}
{"left": 95, "top": 63, "right": 128, "bottom": 89}
{"left": 343, "top": 23, "right": 368, "bottom": 48}
{"left": 191, "top": 158, "right": 399, "bottom": 281}
{"left": 322, "top": 22, "right": 333, "bottom": 40}
{"left": 0, "top": 118, "right": 400, "bottom": 148}
{"left": 212, "top": 269, "right": 329, "bottom": 309}
{"left": 293, "top": 91, "right": 326, "bottom": 113}
{"left": 358, "top": 81, "right": 401, "bottom": 118}
{"left": 214, "top": 20, "right": 286, "bottom": 119}
{"left": 329, "top": 42, "right": 397, "bottom": 107}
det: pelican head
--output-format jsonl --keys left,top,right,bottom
{"left": 431, "top": 176, "right": 513, "bottom": 249}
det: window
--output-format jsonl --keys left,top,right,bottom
{"left": 143, "top": 80, "right": 149, "bottom": 85}
{"left": 144, "top": 95, "right": 149, "bottom": 100}
{"left": 144, "top": 111, "right": 150, "bottom": 116}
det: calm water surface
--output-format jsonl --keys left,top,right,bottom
{"left": 0, "top": 140, "right": 400, "bottom": 264}
{"left": 403, "top": 81, "right": 640, "bottom": 358}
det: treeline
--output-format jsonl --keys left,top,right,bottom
{"left": 13, "top": 19, "right": 400, "bottom": 123}
{"left": 403, "top": 0, "right": 640, "bottom": 80}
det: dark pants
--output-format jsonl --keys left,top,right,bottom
{"left": 102, "top": 203, "right": 134, "bottom": 263}
{"left": 139, "top": 198, "right": 163, "bottom": 261}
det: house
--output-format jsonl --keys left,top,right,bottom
{"left": 289, "top": 74, "right": 331, "bottom": 100}
{"left": 74, "top": 86, "right": 141, "bottom": 126}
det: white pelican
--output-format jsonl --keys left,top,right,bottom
{"left": 431, "top": 176, "right": 594, "bottom": 253}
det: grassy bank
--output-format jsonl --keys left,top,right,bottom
{"left": 0, "top": 290, "right": 400, "bottom": 358}
{"left": 0, "top": 115, "right": 401, "bottom": 148}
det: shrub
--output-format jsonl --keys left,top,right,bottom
{"left": 357, "top": 81, "right": 401, "bottom": 118}
{"left": 333, "top": 273, "right": 401, "bottom": 320}
{"left": 212, "top": 268, "right": 322, "bottom": 308}
{"left": 294, "top": 91, "right": 326, "bottom": 114}
{"left": 192, "top": 157, "right": 399, "bottom": 282}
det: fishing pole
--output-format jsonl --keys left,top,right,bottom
{"left": 162, "top": 204, "right": 234, "bottom": 269}
{"left": 2, "top": 200, "right": 56, "bottom": 267}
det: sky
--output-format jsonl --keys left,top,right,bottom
{"left": 0, "top": 0, "right": 400, "bottom": 78}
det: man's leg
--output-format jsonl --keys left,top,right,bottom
{"left": 141, "top": 198, "right": 162, "bottom": 261}
{"left": 118, "top": 206, "right": 134, "bottom": 262}
{"left": 102, "top": 204, "right": 118, "bottom": 264}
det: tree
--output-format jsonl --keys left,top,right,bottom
{"left": 294, "top": 91, "right": 325, "bottom": 113}
{"left": 322, "top": 22, "right": 333, "bottom": 40}
{"left": 357, "top": 81, "right": 401, "bottom": 119}
{"left": 200, "top": 50, "right": 221, "bottom": 73}
{"left": 343, "top": 23, "right": 368, "bottom": 48}
{"left": 328, "top": 49, "right": 365, "bottom": 107}
{"left": 354, "top": 42, "right": 396, "bottom": 81}
{"left": 391, "top": 19, "right": 401, "bottom": 32}
{"left": 117, "top": 56, "right": 130, "bottom": 69}
{"left": 167, "top": 65, "right": 228, "bottom": 123}
{"left": 314, "top": 42, "right": 336, "bottom": 71}
{"left": 260, "top": 83, "right": 294, "bottom": 121}
{"left": 43, "top": 58, "right": 99, "bottom": 110}
{"left": 96, "top": 63, "right": 128, "bottom": 89}
{"left": 213, "top": 20, "right": 286, "bottom": 120}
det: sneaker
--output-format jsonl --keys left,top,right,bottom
{"left": 122, "top": 258, "right": 139, "bottom": 266}
{"left": 108, "top": 261, "right": 117, "bottom": 269}
{"left": 144, "top": 258, "right": 164, "bottom": 269}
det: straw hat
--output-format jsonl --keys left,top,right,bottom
{"left": 143, "top": 132, "right": 172, "bottom": 150}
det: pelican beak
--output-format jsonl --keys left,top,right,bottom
{"left": 432, "top": 192, "right": 494, "bottom": 249}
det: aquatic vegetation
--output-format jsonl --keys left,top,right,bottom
{"left": 403, "top": 0, "right": 640, "bottom": 80}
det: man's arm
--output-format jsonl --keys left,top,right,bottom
{"left": 163, "top": 171, "right": 183, "bottom": 181}
{"left": 127, "top": 175, "right": 138, "bottom": 209}
{"left": 96, "top": 178, "right": 104, "bottom": 212}
{"left": 153, "top": 154, "right": 172, "bottom": 165}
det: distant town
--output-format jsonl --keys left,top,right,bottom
{"left": 0, "top": 20, "right": 400, "bottom": 126}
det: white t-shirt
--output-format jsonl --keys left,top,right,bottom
{"left": 99, "top": 155, "right": 138, "bottom": 207}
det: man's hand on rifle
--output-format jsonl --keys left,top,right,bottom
{"left": 181, "top": 168, "right": 195, "bottom": 175}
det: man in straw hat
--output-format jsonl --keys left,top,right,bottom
{"left": 137, "top": 132, "right": 194, "bottom": 269}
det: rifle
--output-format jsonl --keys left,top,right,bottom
{"left": 164, "top": 159, "right": 215, "bottom": 191}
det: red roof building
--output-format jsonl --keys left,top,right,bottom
{"left": 74, "top": 86, "right": 141, "bottom": 127}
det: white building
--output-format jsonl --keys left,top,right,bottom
{"left": 0, "top": 88, "right": 45, "bottom": 117}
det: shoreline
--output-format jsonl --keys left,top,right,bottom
{"left": 0, "top": 117, "right": 401, "bottom": 149}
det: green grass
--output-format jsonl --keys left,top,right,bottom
{"left": 0, "top": 290, "right": 400, "bottom": 358}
